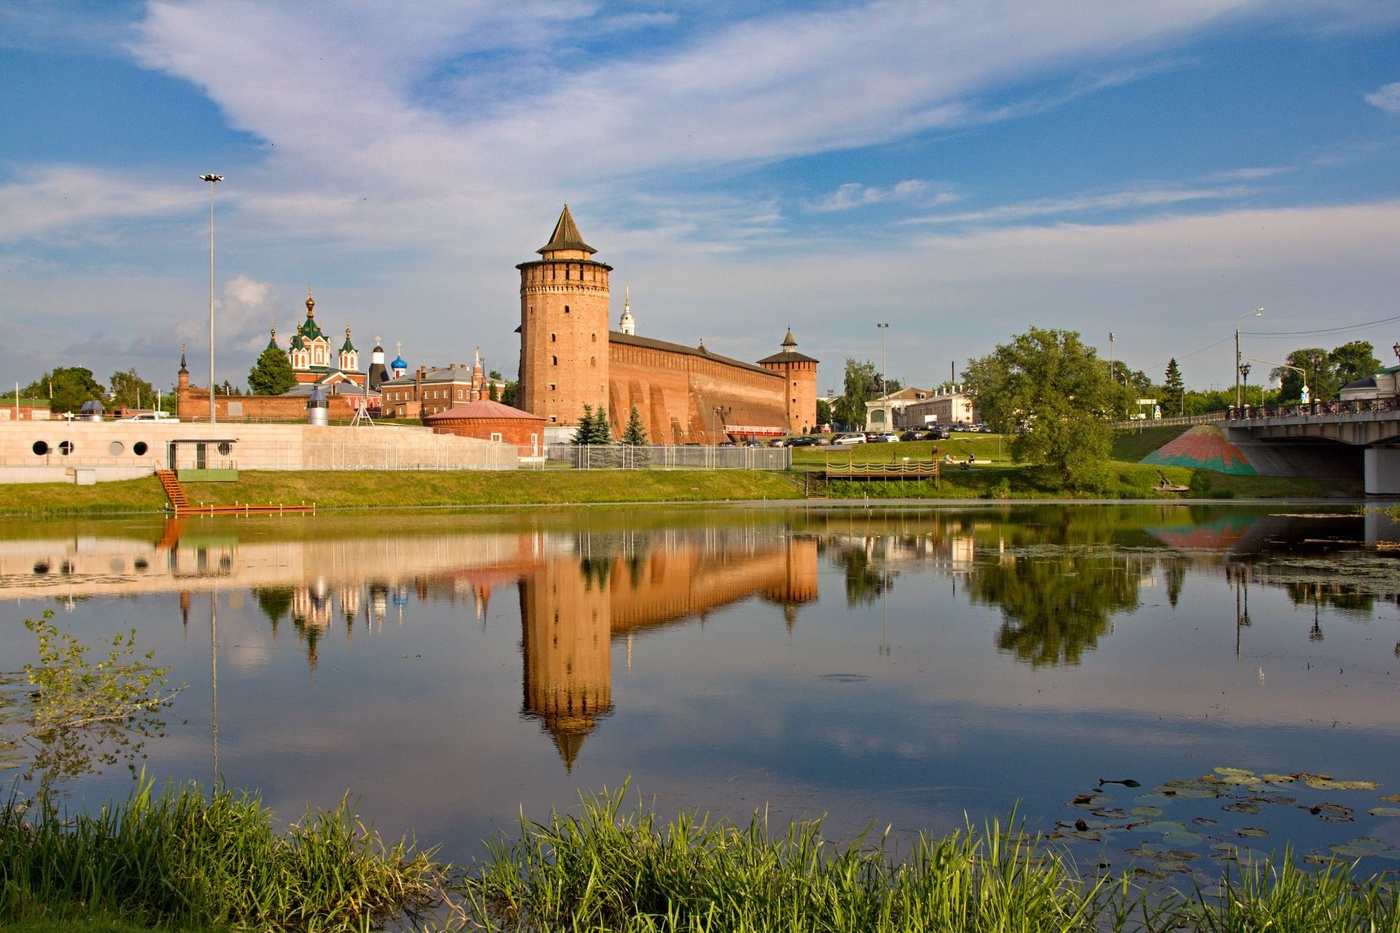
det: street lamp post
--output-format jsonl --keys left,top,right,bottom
{"left": 876, "top": 322, "right": 889, "bottom": 429}
{"left": 200, "top": 173, "right": 223, "bottom": 424}
{"left": 1235, "top": 308, "right": 1263, "bottom": 411}
{"left": 1239, "top": 362, "right": 1251, "bottom": 413}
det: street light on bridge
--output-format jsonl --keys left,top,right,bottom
{"left": 1239, "top": 362, "right": 1251, "bottom": 410}
{"left": 1235, "top": 308, "right": 1263, "bottom": 410}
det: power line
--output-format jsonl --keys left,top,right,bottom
{"left": 1239, "top": 313, "right": 1400, "bottom": 339}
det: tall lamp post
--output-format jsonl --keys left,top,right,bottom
{"left": 876, "top": 322, "right": 889, "bottom": 429}
{"left": 200, "top": 173, "right": 223, "bottom": 424}
{"left": 1239, "top": 362, "right": 1251, "bottom": 413}
{"left": 1235, "top": 308, "right": 1263, "bottom": 411}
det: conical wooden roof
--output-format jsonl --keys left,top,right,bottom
{"left": 538, "top": 204, "right": 595, "bottom": 255}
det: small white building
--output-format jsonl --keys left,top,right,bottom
{"left": 901, "top": 390, "right": 979, "bottom": 428}
{"left": 864, "top": 387, "right": 932, "bottom": 431}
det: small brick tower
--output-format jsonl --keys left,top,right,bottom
{"left": 517, "top": 205, "right": 613, "bottom": 431}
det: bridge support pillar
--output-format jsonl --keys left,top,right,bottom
{"left": 1364, "top": 448, "right": 1400, "bottom": 495}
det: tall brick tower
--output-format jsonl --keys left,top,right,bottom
{"left": 759, "top": 328, "right": 820, "bottom": 435}
{"left": 518, "top": 206, "right": 613, "bottom": 432}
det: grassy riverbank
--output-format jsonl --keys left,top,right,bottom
{"left": 0, "top": 430, "right": 1364, "bottom": 516}
{"left": 4, "top": 783, "right": 1396, "bottom": 933}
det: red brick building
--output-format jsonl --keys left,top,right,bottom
{"left": 518, "top": 206, "right": 818, "bottom": 444}
{"left": 423, "top": 399, "right": 547, "bottom": 456}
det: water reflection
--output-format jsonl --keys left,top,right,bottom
{"left": 3, "top": 504, "right": 1400, "bottom": 873}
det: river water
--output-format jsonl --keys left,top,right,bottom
{"left": 2, "top": 503, "right": 1398, "bottom": 881}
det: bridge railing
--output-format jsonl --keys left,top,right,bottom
{"left": 1225, "top": 396, "right": 1400, "bottom": 421}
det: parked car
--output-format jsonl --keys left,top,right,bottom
{"left": 870, "top": 433, "right": 899, "bottom": 443}
{"left": 122, "top": 411, "right": 180, "bottom": 422}
{"left": 787, "top": 435, "right": 823, "bottom": 447}
{"left": 832, "top": 433, "right": 866, "bottom": 445}
{"left": 923, "top": 426, "right": 951, "bottom": 440}
{"left": 899, "top": 431, "right": 921, "bottom": 442}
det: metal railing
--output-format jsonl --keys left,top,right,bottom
{"left": 548, "top": 444, "right": 792, "bottom": 470}
{"left": 1225, "top": 396, "right": 1400, "bottom": 421}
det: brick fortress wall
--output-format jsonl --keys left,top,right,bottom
{"left": 607, "top": 335, "right": 790, "bottom": 444}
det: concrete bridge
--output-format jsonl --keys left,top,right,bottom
{"left": 1218, "top": 398, "right": 1400, "bottom": 494}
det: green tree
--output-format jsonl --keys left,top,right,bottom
{"left": 247, "top": 346, "right": 297, "bottom": 395}
{"left": 963, "top": 327, "right": 1115, "bottom": 491}
{"left": 1272, "top": 348, "right": 1328, "bottom": 402}
{"left": 108, "top": 369, "right": 155, "bottom": 411}
{"left": 572, "top": 404, "right": 613, "bottom": 445}
{"left": 501, "top": 381, "right": 519, "bottom": 407}
{"left": 622, "top": 405, "right": 649, "bottom": 445}
{"left": 832, "top": 358, "right": 878, "bottom": 430}
{"left": 1329, "top": 341, "right": 1380, "bottom": 392}
{"left": 815, "top": 398, "right": 832, "bottom": 429}
{"left": 20, "top": 367, "right": 104, "bottom": 415}
{"left": 1162, "top": 359, "right": 1185, "bottom": 416}
{"left": 3, "top": 610, "right": 177, "bottom": 798}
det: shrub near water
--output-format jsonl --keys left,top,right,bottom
{"left": 0, "top": 779, "right": 447, "bottom": 932}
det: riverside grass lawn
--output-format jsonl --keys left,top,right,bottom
{"left": 0, "top": 428, "right": 1363, "bottom": 516}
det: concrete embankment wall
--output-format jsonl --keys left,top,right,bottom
{"left": 0, "top": 422, "right": 516, "bottom": 484}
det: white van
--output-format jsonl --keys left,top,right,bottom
{"left": 122, "top": 411, "right": 180, "bottom": 422}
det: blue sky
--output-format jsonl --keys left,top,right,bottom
{"left": 3, "top": 0, "right": 1399, "bottom": 397}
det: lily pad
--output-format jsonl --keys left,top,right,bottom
{"left": 1163, "top": 831, "right": 1204, "bottom": 847}
{"left": 1222, "top": 802, "right": 1260, "bottom": 814}
{"left": 1130, "top": 806, "right": 1165, "bottom": 818}
{"left": 1304, "top": 778, "right": 1380, "bottom": 791}
{"left": 1329, "top": 837, "right": 1391, "bottom": 856}
{"left": 1367, "top": 807, "right": 1400, "bottom": 818}
{"left": 1215, "top": 767, "right": 1257, "bottom": 779}
{"left": 1236, "top": 827, "right": 1270, "bottom": 838}
{"left": 1137, "top": 820, "right": 1188, "bottom": 834}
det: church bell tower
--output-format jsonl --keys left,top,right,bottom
{"left": 517, "top": 205, "right": 612, "bottom": 430}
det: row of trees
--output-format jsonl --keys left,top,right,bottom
{"left": 572, "top": 404, "right": 650, "bottom": 445}
{"left": 18, "top": 367, "right": 173, "bottom": 415}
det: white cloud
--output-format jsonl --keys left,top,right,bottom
{"left": 1365, "top": 81, "right": 1400, "bottom": 113}
{"left": 809, "top": 180, "right": 946, "bottom": 213}
{"left": 0, "top": 166, "right": 192, "bottom": 244}
{"left": 911, "top": 183, "right": 1257, "bottom": 225}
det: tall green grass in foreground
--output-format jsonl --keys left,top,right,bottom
{"left": 462, "top": 787, "right": 1400, "bottom": 933}
{"left": 0, "top": 779, "right": 447, "bottom": 932}
{"left": 5, "top": 782, "right": 1398, "bottom": 931}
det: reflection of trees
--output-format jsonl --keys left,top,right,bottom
{"left": 970, "top": 550, "right": 1140, "bottom": 667}
{"left": 828, "top": 543, "right": 892, "bottom": 607}
{"left": 1283, "top": 582, "right": 1374, "bottom": 615}
{"left": 253, "top": 586, "right": 295, "bottom": 629}
{"left": 1164, "top": 558, "right": 1187, "bottom": 608}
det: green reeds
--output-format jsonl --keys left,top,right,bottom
{"left": 461, "top": 786, "right": 1122, "bottom": 932}
{"left": 462, "top": 786, "right": 1400, "bottom": 933}
{"left": 0, "top": 777, "right": 448, "bottom": 932}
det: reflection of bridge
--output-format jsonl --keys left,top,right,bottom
{"left": 1215, "top": 401, "right": 1400, "bottom": 494}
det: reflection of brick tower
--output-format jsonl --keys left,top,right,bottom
{"left": 518, "top": 558, "right": 614, "bottom": 770}
{"left": 517, "top": 205, "right": 613, "bottom": 431}
{"left": 758, "top": 328, "right": 819, "bottom": 435}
